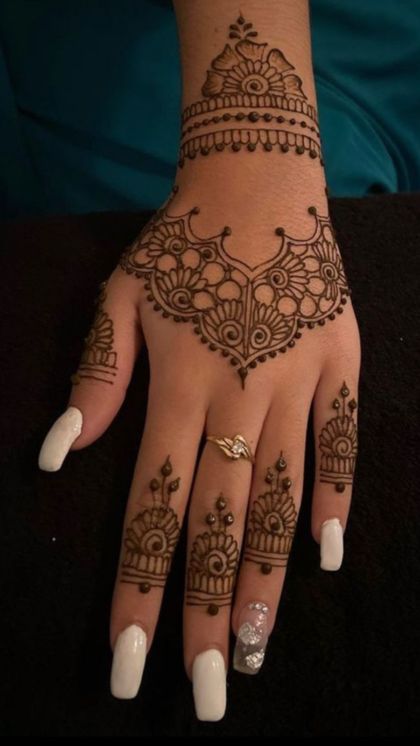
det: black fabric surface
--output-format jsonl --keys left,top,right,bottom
{"left": 0, "top": 194, "right": 419, "bottom": 737}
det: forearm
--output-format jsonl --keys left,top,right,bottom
{"left": 172, "top": 0, "right": 326, "bottom": 228}
{"left": 173, "top": 0, "right": 317, "bottom": 112}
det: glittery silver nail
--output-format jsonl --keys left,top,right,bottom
{"left": 233, "top": 602, "right": 269, "bottom": 675}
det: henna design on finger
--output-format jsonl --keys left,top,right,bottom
{"left": 186, "top": 495, "right": 240, "bottom": 615}
{"left": 71, "top": 280, "right": 118, "bottom": 385}
{"left": 179, "top": 15, "right": 323, "bottom": 168}
{"left": 244, "top": 454, "right": 297, "bottom": 573}
{"left": 120, "top": 191, "right": 350, "bottom": 386}
{"left": 319, "top": 382, "right": 358, "bottom": 492}
{"left": 120, "top": 457, "right": 181, "bottom": 593}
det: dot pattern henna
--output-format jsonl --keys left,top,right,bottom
{"left": 120, "top": 190, "right": 350, "bottom": 386}
{"left": 71, "top": 280, "right": 118, "bottom": 386}
{"left": 244, "top": 454, "right": 297, "bottom": 573}
{"left": 186, "top": 495, "right": 239, "bottom": 615}
{"left": 179, "top": 16, "right": 322, "bottom": 167}
{"left": 120, "top": 457, "right": 181, "bottom": 593}
{"left": 319, "top": 382, "right": 358, "bottom": 492}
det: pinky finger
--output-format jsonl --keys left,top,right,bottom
{"left": 312, "top": 375, "right": 359, "bottom": 571}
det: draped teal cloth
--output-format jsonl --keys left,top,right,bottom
{"left": 1, "top": 0, "right": 419, "bottom": 219}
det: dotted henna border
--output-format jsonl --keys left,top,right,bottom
{"left": 178, "top": 128, "right": 323, "bottom": 167}
{"left": 181, "top": 111, "right": 320, "bottom": 140}
{"left": 182, "top": 94, "right": 318, "bottom": 126}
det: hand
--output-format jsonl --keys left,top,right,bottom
{"left": 38, "top": 0, "right": 360, "bottom": 721}
{"left": 38, "top": 177, "right": 360, "bottom": 719}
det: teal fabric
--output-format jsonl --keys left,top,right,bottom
{"left": 1, "top": 0, "right": 419, "bottom": 219}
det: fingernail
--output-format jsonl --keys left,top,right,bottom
{"left": 233, "top": 601, "right": 269, "bottom": 675}
{"left": 320, "top": 518, "right": 343, "bottom": 571}
{"left": 110, "top": 625, "right": 147, "bottom": 699}
{"left": 38, "top": 407, "right": 83, "bottom": 471}
{"left": 192, "top": 649, "right": 226, "bottom": 721}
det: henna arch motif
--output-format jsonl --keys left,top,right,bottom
{"left": 244, "top": 454, "right": 297, "bottom": 573}
{"left": 121, "top": 457, "right": 181, "bottom": 594}
{"left": 120, "top": 189, "right": 350, "bottom": 386}
{"left": 71, "top": 281, "right": 118, "bottom": 386}
{"left": 319, "top": 383, "right": 358, "bottom": 492}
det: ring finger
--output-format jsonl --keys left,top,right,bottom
{"left": 232, "top": 394, "right": 312, "bottom": 676}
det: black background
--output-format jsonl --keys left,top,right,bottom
{"left": 1, "top": 193, "right": 419, "bottom": 737}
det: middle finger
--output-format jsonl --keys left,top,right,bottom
{"left": 183, "top": 396, "right": 268, "bottom": 721}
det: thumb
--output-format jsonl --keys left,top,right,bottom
{"left": 38, "top": 268, "right": 141, "bottom": 471}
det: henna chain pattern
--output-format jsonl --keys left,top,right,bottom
{"left": 319, "top": 383, "right": 358, "bottom": 493}
{"left": 120, "top": 187, "right": 350, "bottom": 386}
{"left": 71, "top": 280, "right": 118, "bottom": 386}
{"left": 179, "top": 15, "right": 322, "bottom": 167}
{"left": 120, "top": 457, "right": 181, "bottom": 594}
{"left": 244, "top": 454, "right": 297, "bottom": 574}
{"left": 186, "top": 494, "right": 239, "bottom": 616}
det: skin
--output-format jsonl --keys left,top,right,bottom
{"left": 66, "top": 0, "right": 360, "bottom": 687}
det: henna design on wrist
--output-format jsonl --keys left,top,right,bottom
{"left": 120, "top": 189, "right": 350, "bottom": 387}
{"left": 71, "top": 280, "right": 118, "bottom": 385}
{"left": 244, "top": 454, "right": 297, "bottom": 574}
{"left": 186, "top": 495, "right": 239, "bottom": 616}
{"left": 120, "top": 457, "right": 181, "bottom": 593}
{"left": 319, "top": 383, "right": 358, "bottom": 492}
{"left": 179, "top": 15, "right": 322, "bottom": 167}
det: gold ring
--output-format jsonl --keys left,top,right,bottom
{"left": 206, "top": 434, "right": 255, "bottom": 463}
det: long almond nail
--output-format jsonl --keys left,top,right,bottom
{"left": 233, "top": 601, "right": 269, "bottom": 675}
{"left": 192, "top": 649, "right": 226, "bottom": 721}
{"left": 110, "top": 625, "right": 147, "bottom": 699}
{"left": 320, "top": 518, "right": 343, "bottom": 571}
{"left": 38, "top": 407, "right": 83, "bottom": 471}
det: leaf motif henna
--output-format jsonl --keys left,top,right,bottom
{"left": 244, "top": 454, "right": 297, "bottom": 573}
{"left": 120, "top": 192, "right": 350, "bottom": 386}
{"left": 120, "top": 457, "right": 181, "bottom": 593}
{"left": 179, "top": 16, "right": 322, "bottom": 167}
{"left": 319, "top": 383, "right": 358, "bottom": 493}
{"left": 71, "top": 280, "right": 118, "bottom": 386}
{"left": 186, "top": 495, "right": 239, "bottom": 616}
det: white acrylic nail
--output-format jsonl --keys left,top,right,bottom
{"left": 38, "top": 407, "right": 83, "bottom": 471}
{"left": 320, "top": 518, "right": 343, "bottom": 571}
{"left": 110, "top": 625, "right": 147, "bottom": 699}
{"left": 192, "top": 649, "right": 226, "bottom": 722}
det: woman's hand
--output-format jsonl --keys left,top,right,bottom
{"left": 38, "top": 176, "right": 360, "bottom": 719}
{"left": 38, "top": 0, "right": 360, "bottom": 722}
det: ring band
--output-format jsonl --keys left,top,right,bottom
{"left": 206, "top": 434, "right": 255, "bottom": 463}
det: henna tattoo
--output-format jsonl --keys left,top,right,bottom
{"left": 179, "top": 16, "right": 322, "bottom": 167}
{"left": 71, "top": 281, "right": 118, "bottom": 385}
{"left": 120, "top": 189, "right": 350, "bottom": 386}
{"left": 319, "top": 382, "right": 358, "bottom": 492}
{"left": 186, "top": 494, "right": 239, "bottom": 615}
{"left": 244, "top": 454, "right": 297, "bottom": 573}
{"left": 120, "top": 457, "right": 181, "bottom": 593}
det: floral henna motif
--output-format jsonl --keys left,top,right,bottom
{"left": 244, "top": 454, "right": 297, "bottom": 574}
{"left": 71, "top": 280, "right": 118, "bottom": 386}
{"left": 186, "top": 495, "right": 239, "bottom": 616}
{"left": 179, "top": 16, "right": 322, "bottom": 166}
{"left": 319, "top": 383, "right": 358, "bottom": 493}
{"left": 120, "top": 189, "right": 350, "bottom": 386}
{"left": 120, "top": 457, "right": 181, "bottom": 593}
